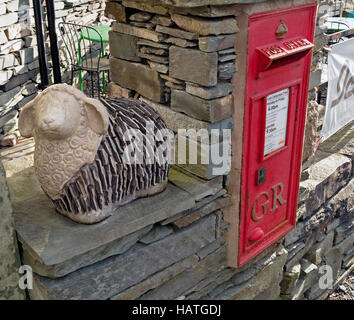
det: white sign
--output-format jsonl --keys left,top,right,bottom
{"left": 321, "top": 38, "right": 354, "bottom": 141}
{"left": 264, "top": 88, "right": 290, "bottom": 156}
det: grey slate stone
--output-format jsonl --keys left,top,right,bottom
{"left": 139, "top": 225, "right": 173, "bottom": 244}
{"left": 10, "top": 168, "right": 195, "bottom": 278}
{"left": 199, "top": 34, "right": 235, "bottom": 52}
{"left": 30, "top": 215, "right": 216, "bottom": 300}
{"left": 186, "top": 82, "right": 234, "bottom": 100}
{"left": 170, "top": 46, "right": 218, "bottom": 87}
{"left": 109, "top": 31, "right": 141, "bottom": 62}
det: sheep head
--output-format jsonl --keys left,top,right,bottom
{"left": 19, "top": 84, "right": 109, "bottom": 200}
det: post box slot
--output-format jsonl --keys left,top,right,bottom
{"left": 257, "top": 38, "right": 314, "bottom": 73}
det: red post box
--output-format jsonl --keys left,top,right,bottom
{"left": 237, "top": 3, "right": 317, "bottom": 266}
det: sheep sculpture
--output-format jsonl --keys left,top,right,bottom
{"left": 19, "top": 84, "right": 170, "bottom": 224}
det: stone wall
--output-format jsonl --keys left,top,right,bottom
{"left": 0, "top": 0, "right": 110, "bottom": 147}
{"left": 0, "top": 158, "right": 25, "bottom": 299}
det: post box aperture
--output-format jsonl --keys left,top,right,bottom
{"left": 238, "top": 3, "right": 317, "bottom": 266}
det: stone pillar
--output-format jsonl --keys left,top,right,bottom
{"left": 0, "top": 159, "right": 25, "bottom": 300}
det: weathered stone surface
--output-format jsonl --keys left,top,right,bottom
{"left": 9, "top": 164, "right": 195, "bottom": 278}
{"left": 309, "top": 153, "right": 352, "bottom": 202}
{"left": 112, "top": 22, "right": 165, "bottom": 42}
{"left": 122, "top": 0, "right": 168, "bottom": 15}
{"left": 139, "top": 225, "right": 173, "bottom": 244}
{"left": 171, "top": 5, "right": 239, "bottom": 17}
{"left": 171, "top": 14, "right": 239, "bottom": 36}
{"left": 168, "top": 166, "right": 223, "bottom": 201}
{"left": 303, "top": 100, "right": 319, "bottom": 163}
{"left": 164, "top": 37, "right": 197, "bottom": 48}
{"left": 151, "top": 15, "right": 173, "bottom": 27}
{"left": 107, "top": 82, "right": 132, "bottom": 98}
{"left": 0, "top": 161, "right": 25, "bottom": 300}
{"left": 219, "top": 54, "right": 236, "bottom": 63}
{"left": 0, "top": 68, "right": 38, "bottom": 92}
{"left": 215, "top": 248, "right": 288, "bottom": 300}
{"left": 105, "top": 1, "right": 127, "bottom": 22}
{"left": 0, "top": 13, "right": 18, "bottom": 28}
{"left": 170, "top": 46, "right": 218, "bottom": 86}
{"left": 304, "top": 231, "right": 334, "bottom": 265}
{"left": 218, "top": 61, "right": 236, "bottom": 79}
{"left": 319, "top": 120, "right": 354, "bottom": 157}
{"left": 129, "top": 12, "right": 152, "bottom": 22}
{"left": 147, "top": 61, "right": 169, "bottom": 74}
{"left": 109, "top": 31, "right": 141, "bottom": 62}
{"left": 171, "top": 89, "right": 233, "bottom": 122}
{"left": 186, "top": 82, "right": 234, "bottom": 100}
{"left": 280, "top": 263, "right": 301, "bottom": 295}
{"left": 137, "top": 39, "right": 170, "bottom": 49}
{"left": 139, "top": 245, "right": 228, "bottom": 300}
{"left": 156, "top": 25, "right": 198, "bottom": 41}
{"left": 110, "top": 255, "right": 198, "bottom": 300}
{"left": 138, "top": 52, "right": 169, "bottom": 64}
{"left": 30, "top": 215, "right": 217, "bottom": 300}
{"left": 110, "top": 57, "right": 163, "bottom": 102}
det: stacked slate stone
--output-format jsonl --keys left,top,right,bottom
{"left": 0, "top": 0, "right": 110, "bottom": 147}
{"left": 106, "top": 0, "right": 237, "bottom": 180}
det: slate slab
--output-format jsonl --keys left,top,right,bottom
{"left": 9, "top": 168, "right": 195, "bottom": 278}
{"left": 30, "top": 215, "right": 216, "bottom": 300}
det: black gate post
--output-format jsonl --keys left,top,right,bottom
{"left": 32, "top": 0, "right": 49, "bottom": 89}
{"left": 46, "top": 0, "right": 62, "bottom": 84}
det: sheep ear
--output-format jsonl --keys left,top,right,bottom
{"left": 19, "top": 100, "right": 35, "bottom": 138}
{"left": 84, "top": 98, "right": 109, "bottom": 135}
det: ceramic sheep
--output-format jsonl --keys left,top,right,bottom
{"left": 19, "top": 84, "right": 170, "bottom": 224}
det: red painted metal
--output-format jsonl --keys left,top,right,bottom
{"left": 238, "top": 3, "right": 317, "bottom": 267}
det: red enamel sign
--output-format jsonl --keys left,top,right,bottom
{"left": 238, "top": 3, "right": 317, "bottom": 266}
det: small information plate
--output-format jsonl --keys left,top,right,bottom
{"left": 264, "top": 88, "right": 289, "bottom": 156}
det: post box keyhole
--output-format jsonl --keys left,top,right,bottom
{"left": 257, "top": 167, "right": 267, "bottom": 185}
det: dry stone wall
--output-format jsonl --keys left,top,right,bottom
{"left": 0, "top": 0, "right": 110, "bottom": 147}
{"left": 106, "top": 0, "right": 237, "bottom": 180}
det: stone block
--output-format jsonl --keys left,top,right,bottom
{"left": 0, "top": 54, "right": 17, "bottom": 70}
{"left": 164, "top": 37, "right": 197, "bottom": 48}
{"left": 218, "top": 61, "right": 236, "bottom": 80}
{"left": 0, "top": 13, "right": 18, "bottom": 28}
{"left": 110, "top": 255, "right": 198, "bottom": 300}
{"left": 168, "top": 166, "right": 223, "bottom": 201}
{"left": 110, "top": 57, "right": 163, "bottom": 102}
{"left": 0, "top": 68, "right": 38, "bottom": 92}
{"left": 139, "top": 225, "right": 173, "bottom": 244}
{"left": 151, "top": 15, "right": 173, "bottom": 27}
{"left": 147, "top": 61, "right": 169, "bottom": 74}
{"left": 10, "top": 164, "right": 195, "bottom": 278}
{"left": 280, "top": 263, "right": 301, "bottom": 295}
{"left": 170, "top": 46, "right": 218, "bottom": 87}
{"left": 105, "top": 1, "right": 127, "bottom": 21}
{"left": 186, "top": 82, "right": 234, "bottom": 100}
{"left": 171, "top": 5, "right": 239, "bottom": 17}
{"left": 109, "top": 31, "right": 140, "bottom": 62}
{"left": 30, "top": 215, "right": 216, "bottom": 300}
{"left": 122, "top": 0, "right": 168, "bottom": 15}
{"left": 107, "top": 82, "right": 132, "bottom": 98}
{"left": 112, "top": 22, "right": 164, "bottom": 42}
{"left": 304, "top": 231, "right": 334, "bottom": 265}
{"left": 0, "top": 161, "right": 25, "bottom": 300}
{"left": 156, "top": 25, "right": 198, "bottom": 41}
{"left": 137, "top": 39, "right": 169, "bottom": 49}
{"left": 171, "top": 14, "right": 239, "bottom": 36}
{"left": 138, "top": 52, "right": 168, "bottom": 64}
{"left": 171, "top": 89, "right": 233, "bottom": 122}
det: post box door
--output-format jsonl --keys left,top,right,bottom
{"left": 238, "top": 3, "right": 317, "bottom": 266}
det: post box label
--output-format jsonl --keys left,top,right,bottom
{"left": 238, "top": 3, "right": 317, "bottom": 267}
{"left": 264, "top": 88, "right": 289, "bottom": 156}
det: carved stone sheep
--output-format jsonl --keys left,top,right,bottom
{"left": 19, "top": 84, "right": 170, "bottom": 224}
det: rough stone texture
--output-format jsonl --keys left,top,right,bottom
{"left": 156, "top": 25, "right": 198, "bottom": 41}
{"left": 104, "top": 1, "right": 126, "bottom": 22}
{"left": 302, "top": 100, "right": 319, "bottom": 163}
{"left": 107, "top": 82, "right": 132, "bottom": 98}
{"left": 122, "top": 0, "right": 169, "bottom": 15}
{"left": 112, "top": 22, "right": 165, "bottom": 42}
{"left": 170, "top": 46, "right": 218, "bottom": 86}
{"left": 0, "top": 160, "right": 25, "bottom": 300}
{"left": 30, "top": 215, "right": 217, "bottom": 300}
{"left": 280, "top": 263, "right": 301, "bottom": 295}
{"left": 109, "top": 31, "right": 141, "bottom": 62}
{"left": 9, "top": 162, "right": 195, "bottom": 278}
{"left": 171, "top": 14, "right": 239, "bottom": 36}
{"left": 171, "top": 5, "right": 239, "bottom": 17}
{"left": 110, "top": 57, "right": 163, "bottom": 102}
{"left": 186, "top": 82, "right": 234, "bottom": 100}
{"left": 171, "top": 89, "right": 233, "bottom": 122}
